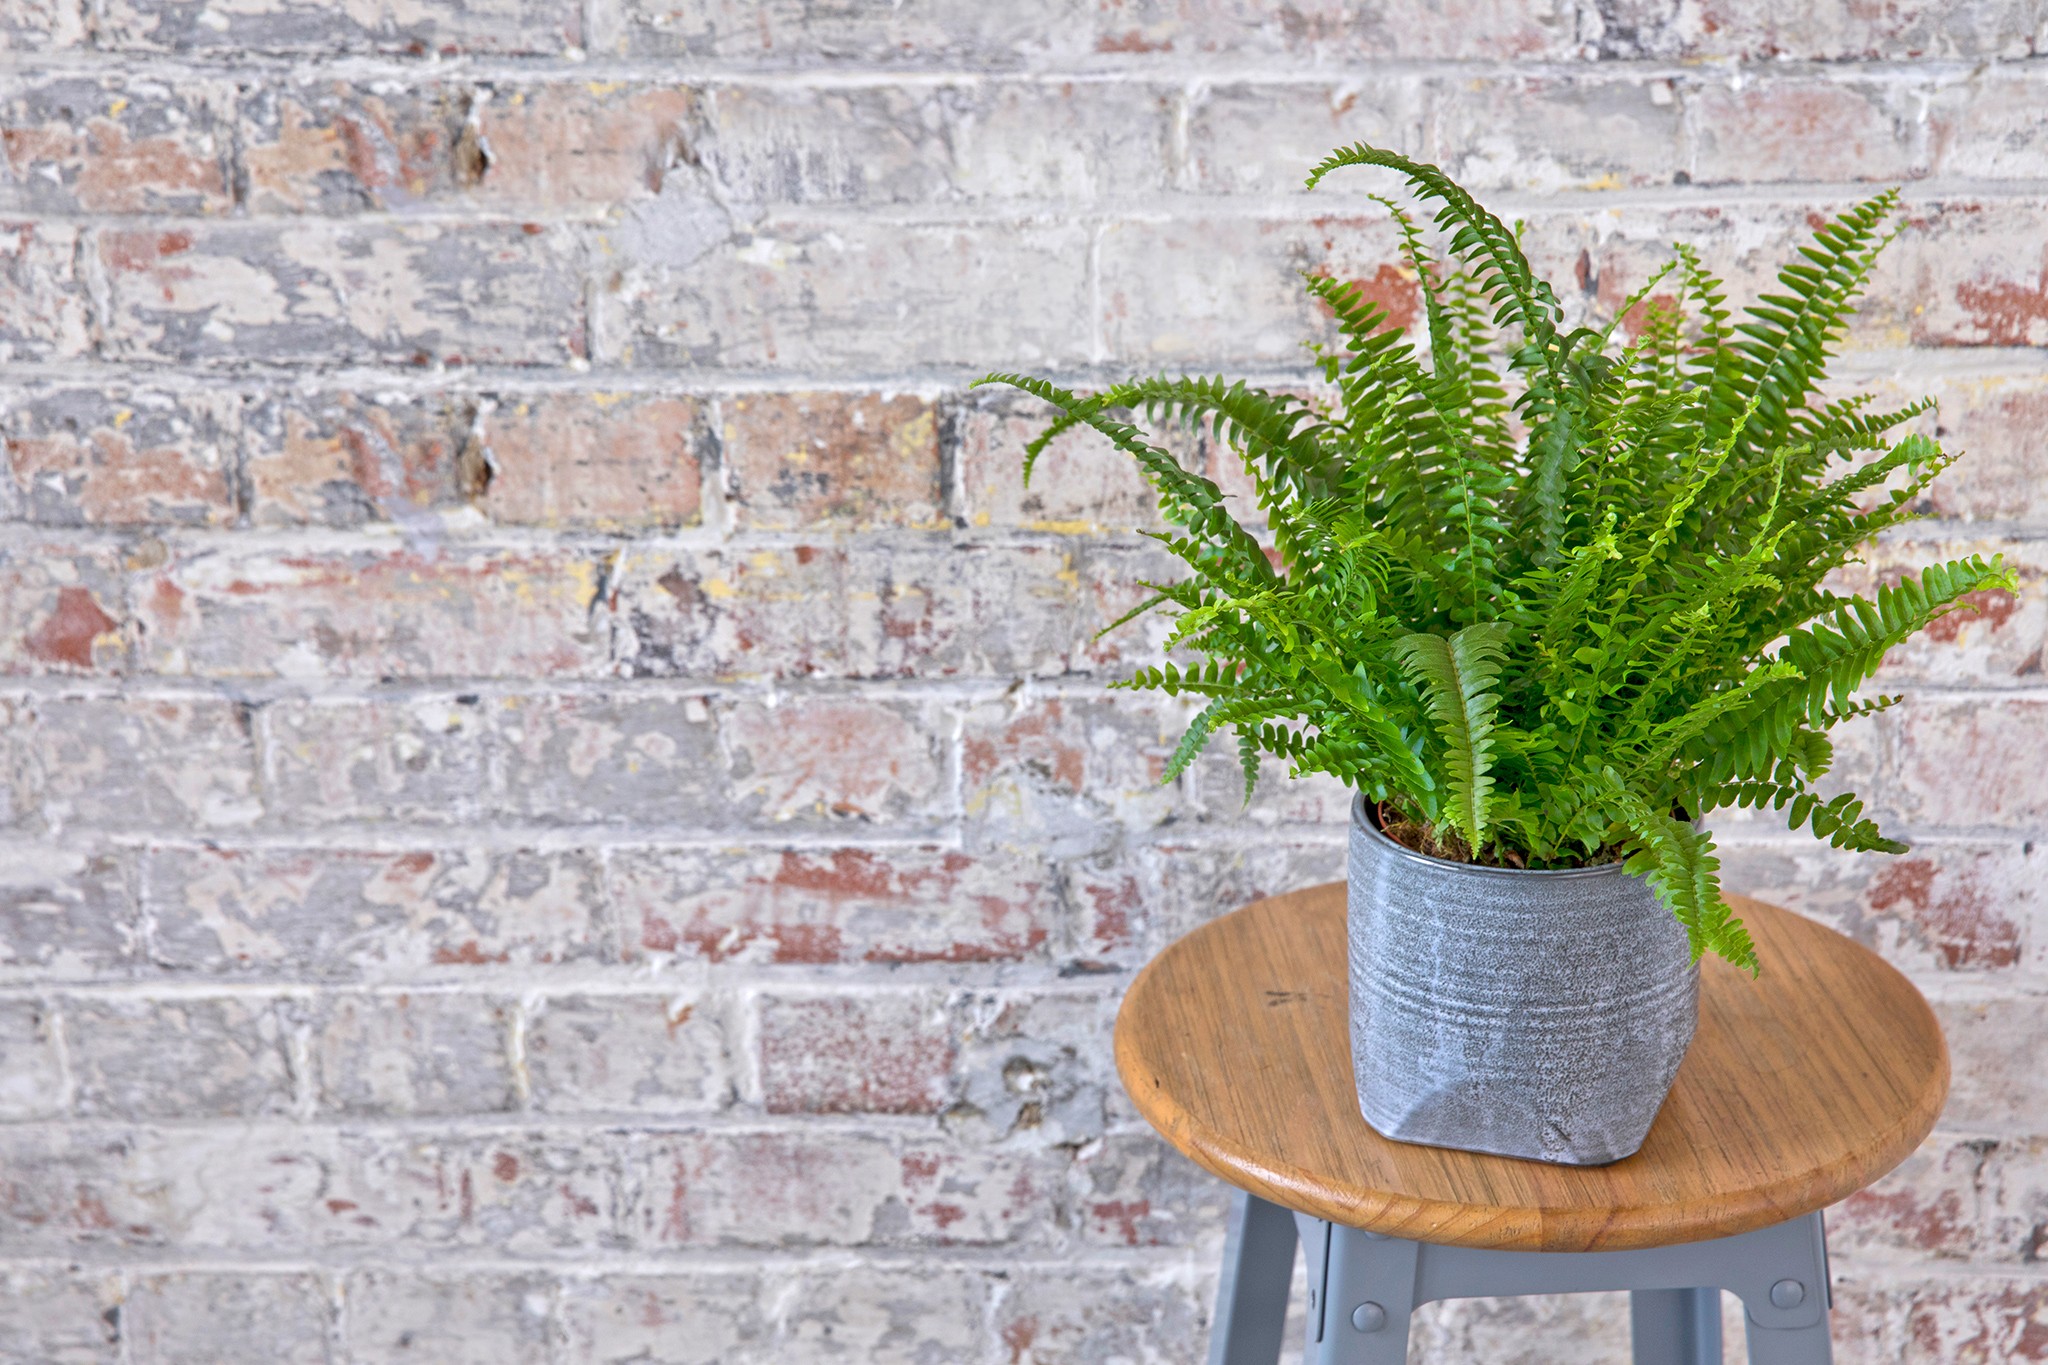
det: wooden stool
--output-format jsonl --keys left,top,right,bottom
{"left": 1115, "top": 885, "right": 1948, "bottom": 1364}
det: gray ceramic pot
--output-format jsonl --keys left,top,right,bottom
{"left": 1347, "top": 793, "right": 1699, "bottom": 1165}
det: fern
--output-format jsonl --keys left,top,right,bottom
{"left": 976, "top": 145, "right": 2014, "bottom": 970}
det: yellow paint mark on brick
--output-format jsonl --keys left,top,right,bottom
{"left": 112, "top": 409, "right": 133, "bottom": 428}
{"left": 891, "top": 408, "right": 936, "bottom": 462}
{"left": 1056, "top": 555, "right": 1081, "bottom": 587}
{"left": 973, "top": 510, "right": 991, "bottom": 526}
{"left": 516, "top": 402, "right": 531, "bottom": 418}
{"left": 1583, "top": 172, "right": 1626, "bottom": 192}
{"left": 749, "top": 552, "right": 780, "bottom": 571}
{"left": 108, "top": 97, "right": 129, "bottom": 117}
{"left": 590, "top": 391, "right": 629, "bottom": 407}
{"left": 702, "top": 577, "right": 736, "bottom": 599}
{"left": 1028, "top": 519, "right": 1097, "bottom": 535}
{"left": 586, "top": 80, "right": 625, "bottom": 96}
{"left": 782, "top": 447, "right": 809, "bottom": 465}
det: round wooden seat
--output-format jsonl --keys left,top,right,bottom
{"left": 1115, "top": 884, "right": 1948, "bottom": 1254}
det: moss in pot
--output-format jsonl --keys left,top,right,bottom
{"left": 979, "top": 145, "right": 2012, "bottom": 1165}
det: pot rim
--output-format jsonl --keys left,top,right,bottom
{"left": 1350, "top": 792, "right": 1630, "bottom": 881}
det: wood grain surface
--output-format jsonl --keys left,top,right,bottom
{"left": 1114, "top": 883, "right": 1948, "bottom": 1252}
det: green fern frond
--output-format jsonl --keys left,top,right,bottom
{"left": 1394, "top": 623, "right": 1512, "bottom": 849}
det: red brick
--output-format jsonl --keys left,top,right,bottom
{"left": 725, "top": 391, "right": 941, "bottom": 531}
{"left": 756, "top": 992, "right": 955, "bottom": 1115}
{"left": 243, "top": 83, "right": 692, "bottom": 214}
{"left": 1848, "top": 1277, "right": 2048, "bottom": 1363}
{"left": 142, "top": 844, "right": 609, "bottom": 976}
{"left": 1, "top": 77, "right": 233, "bottom": 215}
{"left": 1715, "top": 837, "right": 2037, "bottom": 975}
{"left": 4, "top": 387, "right": 237, "bottom": 527}
{"left": 614, "top": 845, "right": 1055, "bottom": 966}
{"left": 0, "top": 548, "right": 129, "bottom": 674}
{"left": 0, "top": 222, "right": 91, "bottom": 361}
{"left": 133, "top": 544, "right": 608, "bottom": 679}
{"left": 1684, "top": 77, "right": 1924, "bottom": 185}
{"left": 478, "top": 392, "right": 702, "bottom": 529}
{"left": 242, "top": 81, "right": 461, "bottom": 214}
{"left": 471, "top": 85, "right": 694, "bottom": 208}
{"left": 97, "top": 223, "right": 584, "bottom": 367}
{"left": 1829, "top": 1134, "right": 1989, "bottom": 1261}
{"left": 722, "top": 695, "right": 947, "bottom": 826}
{"left": 1891, "top": 697, "right": 2048, "bottom": 830}
{"left": 245, "top": 390, "right": 469, "bottom": 527}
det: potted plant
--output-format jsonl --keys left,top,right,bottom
{"left": 980, "top": 145, "right": 2011, "bottom": 1166}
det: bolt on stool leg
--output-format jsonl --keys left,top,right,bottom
{"left": 1208, "top": 1191, "right": 1299, "bottom": 1365}
{"left": 1632, "top": 1286, "right": 1723, "bottom": 1364}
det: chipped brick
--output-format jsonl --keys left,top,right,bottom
{"left": 1, "top": 77, "right": 233, "bottom": 215}
{"left": 614, "top": 844, "right": 1055, "bottom": 966}
{"left": 313, "top": 993, "right": 514, "bottom": 1116}
{"left": 756, "top": 992, "right": 955, "bottom": 1115}
{"left": 525, "top": 992, "right": 726, "bottom": 1114}
{"left": 143, "top": 844, "right": 607, "bottom": 977}
{"left": 4, "top": 386, "right": 238, "bottom": 527}
{"left": 134, "top": 544, "right": 608, "bottom": 679}
{"left": 725, "top": 391, "right": 941, "bottom": 531}
{"left": 67, "top": 996, "right": 293, "bottom": 1119}
{"left": 98, "top": 223, "right": 583, "bottom": 367}
{"left": 343, "top": 1269, "right": 552, "bottom": 1365}
{"left": 722, "top": 695, "right": 947, "bottom": 826}
{"left": 126, "top": 1272, "right": 331, "bottom": 1365}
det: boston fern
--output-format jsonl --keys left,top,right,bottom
{"left": 977, "top": 145, "right": 2013, "bottom": 973}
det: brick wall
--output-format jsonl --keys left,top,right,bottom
{"left": 2, "top": 2, "right": 2045, "bottom": 1361}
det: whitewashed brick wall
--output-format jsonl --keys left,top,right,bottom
{"left": 1, "top": 2, "right": 2045, "bottom": 1360}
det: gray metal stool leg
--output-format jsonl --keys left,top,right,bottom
{"left": 1208, "top": 1191, "right": 1299, "bottom": 1365}
{"left": 1273, "top": 1208, "right": 1833, "bottom": 1365}
{"left": 1632, "top": 1286, "right": 1723, "bottom": 1364}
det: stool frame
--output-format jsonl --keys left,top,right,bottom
{"left": 1210, "top": 1189, "right": 1834, "bottom": 1365}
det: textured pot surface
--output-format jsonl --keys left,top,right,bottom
{"left": 1347, "top": 794, "right": 1699, "bottom": 1165}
